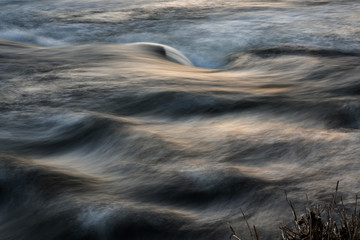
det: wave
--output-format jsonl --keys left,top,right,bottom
{"left": 2, "top": 36, "right": 360, "bottom": 239}
{"left": 0, "top": 110, "right": 141, "bottom": 156}
{"left": 129, "top": 42, "right": 193, "bottom": 66}
{"left": 0, "top": 29, "right": 65, "bottom": 46}
{"left": 0, "top": 154, "right": 270, "bottom": 239}
{"left": 246, "top": 45, "right": 360, "bottom": 58}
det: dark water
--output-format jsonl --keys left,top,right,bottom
{"left": 1, "top": 0, "right": 360, "bottom": 239}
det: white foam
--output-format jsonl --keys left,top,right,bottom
{"left": 130, "top": 42, "right": 193, "bottom": 66}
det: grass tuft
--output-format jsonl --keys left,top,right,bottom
{"left": 230, "top": 181, "right": 360, "bottom": 240}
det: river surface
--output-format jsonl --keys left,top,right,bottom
{"left": 1, "top": 0, "right": 360, "bottom": 239}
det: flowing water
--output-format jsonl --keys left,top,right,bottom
{"left": 1, "top": 0, "right": 360, "bottom": 239}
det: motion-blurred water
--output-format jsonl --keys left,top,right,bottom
{"left": 1, "top": 0, "right": 360, "bottom": 239}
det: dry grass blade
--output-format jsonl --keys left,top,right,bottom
{"left": 352, "top": 195, "right": 358, "bottom": 240}
{"left": 253, "top": 225, "right": 259, "bottom": 240}
{"left": 327, "top": 181, "right": 340, "bottom": 240}
{"left": 240, "top": 208, "right": 255, "bottom": 240}
{"left": 285, "top": 191, "right": 298, "bottom": 222}
{"left": 228, "top": 222, "right": 243, "bottom": 240}
{"left": 228, "top": 209, "right": 259, "bottom": 240}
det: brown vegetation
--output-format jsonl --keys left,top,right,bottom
{"left": 229, "top": 181, "right": 360, "bottom": 240}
